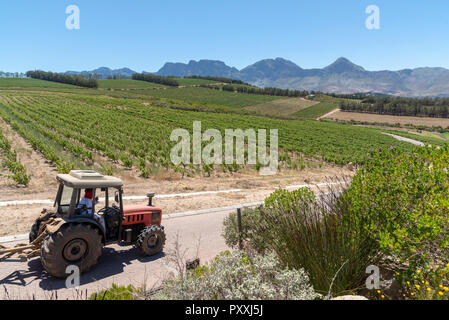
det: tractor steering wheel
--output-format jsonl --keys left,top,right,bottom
{"left": 96, "top": 207, "right": 108, "bottom": 215}
{"left": 75, "top": 204, "right": 96, "bottom": 218}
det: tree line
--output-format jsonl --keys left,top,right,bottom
{"left": 132, "top": 73, "right": 179, "bottom": 86}
{"left": 0, "top": 72, "right": 26, "bottom": 78}
{"left": 26, "top": 70, "right": 98, "bottom": 88}
{"left": 185, "top": 75, "right": 250, "bottom": 85}
{"left": 326, "top": 92, "right": 387, "bottom": 100}
{"left": 204, "top": 84, "right": 309, "bottom": 97}
{"left": 340, "top": 96, "right": 449, "bottom": 118}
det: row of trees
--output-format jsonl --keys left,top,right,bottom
{"left": 360, "top": 96, "right": 449, "bottom": 106}
{"left": 206, "top": 84, "right": 309, "bottom": 97}
{"left": 185, "top": 75, "right": 250, "bottom": 85}
{"left": 341, "top": 97, "right": 449, "bottom": 118}
{"left": 326, "top": 92, "right": 386, "bottom": 100}
{"left": 26, "top": 70, "right": 98, "bottom": 88}
{"left": 0, "top": 72, "right": 26, "bottom": 78}
{"left": 132, "top": 73, "right": 179, "bottom": 86}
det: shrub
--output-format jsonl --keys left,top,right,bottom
{"left": 101, "top": 164, "right": 115, "bottom": 176}
{"left": 222, "top": 207, "right": 267, "bottom": 253}
{"left": 89, "top": 284, "right": 143, "bottom": 300}
{"left": 120, "top": 153, "right": 133, "bottom": 168}
{"left": 345, "top": 145, "right": 449, "bottom": 274}
{"left": 223, "top": 187, "right": 380, "bottom": 296}
{"left": 55, "top": 159, "right": 75, "bottom": 174}
{"left": 152, "top": 250, "right": 321, "bottom": 300}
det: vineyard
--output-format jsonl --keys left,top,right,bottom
{"left": 98, "top": 79, "right": 166, "bottom": 90}
{"left": 0, "top": 126, "right": 30, "bottom": 185}
{"left": 0, "top": 91, "right": 422, "bottom": 182}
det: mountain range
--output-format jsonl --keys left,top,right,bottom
{"left": 65, "top": 58, "right": 449, "bottom": 97}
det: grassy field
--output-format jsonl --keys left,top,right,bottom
{"left": 134, "top": 87, "right": 283, "bottom": 108}
{"left": 98, "top": 79, "right": 166, "bottom": 89}
{"left": 176, "top": 78, "right": 219, "bottom": 86}
{"left": 324, "top": 110, "right": 449, "bottom": 128}
{"left": 244, "top": 98, "right": 318, "bottom": 117}
{"left": 294, "top": 102, "right": 339, "bottom": 119}
{"left": 0, "top": 77, "right": 79, "bottom": 89}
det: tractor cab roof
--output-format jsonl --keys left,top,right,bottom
{"left": 56, "top": 170, "right": 123, "bottom": 189}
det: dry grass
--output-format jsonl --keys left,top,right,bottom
{"left": 325, "top": 110, "right": 449, "bottom": 128}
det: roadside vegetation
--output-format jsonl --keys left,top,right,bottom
{"left": 99, "top": 145, "right": 448, "bottom": 300}
{"left": 93, "top": 143, "right": 449, "bottom": 300}
{"left": 221, "top": 145, "right": 449, "bottom": 300}
{"left": 153, "top": 251, "right": 321, "bottom": 300}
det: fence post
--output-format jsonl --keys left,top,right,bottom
{"left": 237, "top": 207, "right": 243, "bottom": 250}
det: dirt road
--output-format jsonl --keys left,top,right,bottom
{"left": 382, "top": 132, "right": 425, "bottom": 146}
{"left": 0, "top": 209, "right": 231, "bottom": 300}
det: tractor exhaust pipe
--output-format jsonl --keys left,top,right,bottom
{"left": 147, "top": 192, "right": 155, "bottom": 206}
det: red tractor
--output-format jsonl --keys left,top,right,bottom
{"left": 1, "top": 170, "right": 166, "bottom": 278}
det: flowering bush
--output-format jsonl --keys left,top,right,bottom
{"left": 400, "top": 263, "right": 449, "bottom": 300}
{"left": 153, "top": 250, "right": 321, "bottom": 300}
{"left": 345, "top": 145, "right": 449, "bottom": 273}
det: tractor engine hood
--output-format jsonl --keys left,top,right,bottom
{"left": 123, "top": 205, "right": 162, "bottom": 214}
{"left": 122, "top": 205, "right": 162, "bottom": 226}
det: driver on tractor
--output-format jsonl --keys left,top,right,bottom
{"left": 77, "top": 188, "right": 105, "bottom": 230}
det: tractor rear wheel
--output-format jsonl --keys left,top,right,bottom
{"left": 40, "top": 223, "right": 103, "bottom": 278}
{"left": 136, "top": 225, "right": 165, "bottom": 256}
{"left": 29, "top": 220, "right": 41, "bottom": 243}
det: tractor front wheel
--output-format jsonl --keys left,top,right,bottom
{"left": 40, "top": 223, "right": 103, "bottom": 278}
{"left": 136, "top": 225, "right": 166, "bottom": 256}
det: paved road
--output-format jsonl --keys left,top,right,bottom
{"left": 0, "top": 210, "right": 231, "bottom": 300}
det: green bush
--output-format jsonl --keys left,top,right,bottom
{"left": 89, "top": 284, "right": 143, "bottom": 300}
{"left": 153, "top": 250, "right": 321, "bottom": 300}
{"left": 345, "top": 145, "right": 449, "bottom": 274}
{"left": 222, "top": 207, "right": 267, "bottom": 253}
{"left": 223, "top": 187, "right": 380, "bottom": 296}
{"left": 222, "top": 188, "right": 317, "bottom": 253}
{"left": 55, "top": 159, "right": 75, "bottom": 174}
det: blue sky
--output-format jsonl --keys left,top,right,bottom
{"left": 0, "top": 0, "right": 448, "bottom": 73}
